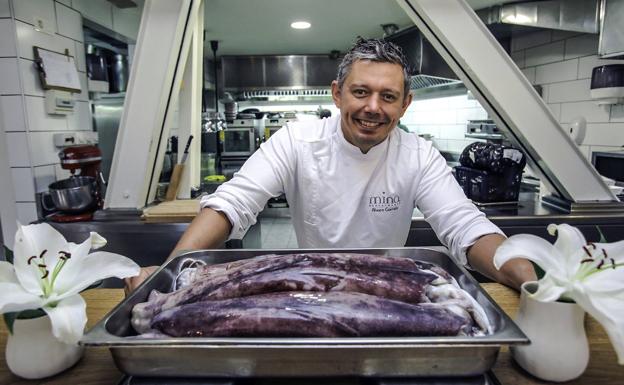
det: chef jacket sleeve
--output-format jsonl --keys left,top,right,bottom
{"left": 200, "top": 126, "right": 296, "bottom": 240}
{"left": 413, "top": 141, "right": 505, "bottom": 266}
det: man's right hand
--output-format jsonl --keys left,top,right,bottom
{"left": 124, "top": 265, "right": 159, "bottom": 296}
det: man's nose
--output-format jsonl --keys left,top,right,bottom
{"left": 364, "top": 95, "right": 381, "bottom": 113}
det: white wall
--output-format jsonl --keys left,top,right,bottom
{"left": 0, "top": 0, "right": 142, "bottom": 246}
{"left": 401, "top": 94, "right": 487, "bottom": 153}
{"left": 508, "top": 30, "right": 624, "bottom": 159}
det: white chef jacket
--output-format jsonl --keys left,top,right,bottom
{"left": 200, "top": 113, "right": 504, "bottom": 266}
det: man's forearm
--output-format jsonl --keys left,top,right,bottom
{"left": 168, "top": 207, "right": 233, "bottom": 262}
{"left": 467, "top": 233, "right": 536, "bottom": 290}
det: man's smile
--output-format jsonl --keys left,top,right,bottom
{"left": 353, "top": 117, "right": 387, "bottom": 130}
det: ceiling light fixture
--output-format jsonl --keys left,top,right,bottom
{"left": 291, "top": 21, "right": 311, "bottom": 30}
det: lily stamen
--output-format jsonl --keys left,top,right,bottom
{"left": 597, "top": 259, "right": 605, "bottom": 269}
{"left": 611, "top": 258, "right": 616, "bottom": 269}
{"left": 27, "top": 256, "right": 37, "bottom": 264}
{"left": 582, "top": 245, "right": 592, "bottom": 257}
{"left": 580, "top": 258, "right": 594, "bottom": 264}
{"left": 41, "top": 269, "right": 49, "bottom": 279}
{"left": 39, "top": 249, "right": 47, "bottom": 259}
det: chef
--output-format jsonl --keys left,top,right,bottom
{"left": 126, "top": 37, "right": 536, "bottom": 292}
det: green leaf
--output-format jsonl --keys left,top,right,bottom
{"left": 596, "top": 226, "right": 608, "bottom": 243}
{"left": 532, "top": 262, "right": 545, "bottom": 280}
{"left": 2, "top": 245, "right": 13, "bottom": 264}
{"left": 3, "top": 312, "right": 17, "bottom": 334}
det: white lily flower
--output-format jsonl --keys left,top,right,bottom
{"left": 0, "top": 223, "right": 140, "bottom": 345}
{"left": 493, "top": 223, "right": 624, "bottom": 365}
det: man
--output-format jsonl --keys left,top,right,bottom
{"left": 126, "top": 38, "right": 535, "bottom": 292}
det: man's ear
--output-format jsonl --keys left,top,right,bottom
{"left": 331, "top": 80, "right": 341, "bottom": 108}
{"left": 401, "top": 92, "right": 413, "bottom": 115}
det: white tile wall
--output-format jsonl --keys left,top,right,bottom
{"left": 55, "top": 2, "right": 82, "bottom": 42}
{"left": 54, "top": 163, "right": 72, "bottom": 180}
{"left": 0, "top": 58, "right": 21, "bottom": 94}
{"left": 12, "top": 0, "right": 57, "bottom": 33}
{"left": 551, "top": 30, "right": 581, "bottom": 42}
{"left": 560, "top": 101, "right": 611, "bottom": 124}
{"left": 535, "top": 59, "right": 578, "bottom": 84}
{"left": 16, "top": 202, "right": 38, "bottom": 224}
{"left": 577, "top": 55, "right": 624, "bottom": 79}
{"left": 0, "top": 0, "right": 11, "bottom": 17}
{"left": 583, "top": 123, "right": 624, "bottom": 146}
{"left": 511, "top": 30, "right": 552, "bottom": 52}
{"left": 33, "top": 164, "right": 56, "bottom": 192}
{"left": 547, "top": 103, "right": 561, "bottom": 121}
{"left": 11, "top": 167, "right": 35, "bottom": 200}
{"left": 0, "top": 96, "right": 26, "bottom": 131}
{"left": 510, "top": 50, "right": 524, "bottom": 69}
{"left": 547, "top": 79, "right": 592, "bottom": 103}
{"left": 19, "top": 58, "right": 44, "bottom": 96}
{"left": 5, "top": 132, "right": 31, "bottom": 166}
{"left": 16, "top": 20, "right": 53, "bottom": 59}
{"left": 28, "top": 131, "right": 58, "bottom": 166}
{"left": 72, "top": 0, "right": 112, "bottom": 30}
{"left": 0, "top": 19, "right": 16, "bottom": 56}
{"left": 74, "top": 40, "right": 85, "bottom": 72}
{"left": 112, "top": 3, "right": 142, "bottom": 40}
{"left": 564, "top": 34, "right": 598, "bottom": 60}
{"left": 520, "top": 67, "right": 536, "bottom": 84}
{"left": 611, "top": 104, "right": 624, "bottom": 122}
{"left": 68, "top": 100, "right": 92, "bottom": 130}
{"left": 24, "top": 96, "right": 68, "bottom": 131}
{"left": 525, "top": 41, "right": 564, "bottom": 67}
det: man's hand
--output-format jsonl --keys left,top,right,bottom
{"left": 124, "top": 265, "right": 159, "bottom": 295}
{"left": 467, "top": 233, "right": 537, "bottom": 290}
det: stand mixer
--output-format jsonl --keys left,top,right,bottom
{"left": 44, "top": 145, "right": 105, "bottom": 222}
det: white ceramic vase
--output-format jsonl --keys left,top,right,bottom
{"left": 5, "top": 314, "right": 84, "bottom": 379}
{"left": 511, "top": 281, "right": 589, "bottom": 382}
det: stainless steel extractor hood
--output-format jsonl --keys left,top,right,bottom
{"left": 476, "top": 0, "right": 624, "bottom": 59}
{"left": 221, "top": 55, "right": 338, "bottom": 98}
{"left": 385, "top": 26, "right": 464, "bottom": 97}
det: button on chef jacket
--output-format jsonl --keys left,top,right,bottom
{"left": 200, "top": 113, "right": 503, "bottom": 266}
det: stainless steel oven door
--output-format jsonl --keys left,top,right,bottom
{"left": 220, "top": 128, "right": 255, "bottom": 157}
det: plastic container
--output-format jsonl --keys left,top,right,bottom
{"left": 454, "top": 166, "right": 522, "bottom": 203}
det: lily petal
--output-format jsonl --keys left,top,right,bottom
{"left": 0, "top": 282, "right": 45, "bottom": 313}
{"left": 89, "top": 232, "right": 107, "bottom": 250}
{"left": 549, "top": 224, "right": 586, "bottom": 260}
{"left": 494, "top": 234, "right": 563, "bottom": 273}
{"left": 43, "top": 294, "right": 86, "bottom": 345}
{"left": 53, "top": 251, "right": 139, "bottom": 296}
{"left": 592, "top": 239, "right": 624, "bottom": 263}
{"left": 581, "top": 267, "right": 624, "bottom": 294}
{"left": 572, "top": 291, "right": 624, "bottom": 364}
{"left": 0, "top": 261, "right": 18, "bottom": 283}
{"left": 12, "top": 224, "right": 70, "bottom": 296}
{"left": 530, "top": 276, "right": 568, "bottom": 302}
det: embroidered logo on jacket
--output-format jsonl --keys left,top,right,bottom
{"left": 368, "top": 191, "right": 401, "bottom": 213}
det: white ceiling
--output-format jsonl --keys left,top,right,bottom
{"left": 204, "top": 0, "right": 509, "bottom": 56}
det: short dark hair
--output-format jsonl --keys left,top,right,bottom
{"left": 336, "top": 37, "right": 411, "bottom": 98}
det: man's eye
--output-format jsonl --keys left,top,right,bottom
{"left": 383, "top": 94, "right": 398, "bottom": 102}
{"left": 353, "top": 89, "right": 367, "bottom": 97}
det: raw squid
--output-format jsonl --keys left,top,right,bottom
{"left": 132, "top": 253, "right": 451, "bottom": 333}
{"left": 151, "top": 291, "right": 475, "bottom": 338}
{"left": 131, "top": 253, "right": 492, "bottom": 337}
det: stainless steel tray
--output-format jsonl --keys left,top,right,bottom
{"left": 82, "top": 247, "right": 528, "bottom": 378}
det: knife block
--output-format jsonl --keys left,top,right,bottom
{"left": 165, "top": 164, "right": 184, "bottom": 201}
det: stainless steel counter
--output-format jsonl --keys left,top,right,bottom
{"left": 408, "top": 192, "right": 624, "bottom": 247}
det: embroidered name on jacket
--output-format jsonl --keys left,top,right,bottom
{"left": 368, "top": 192, "right": 401, "bottom": 213}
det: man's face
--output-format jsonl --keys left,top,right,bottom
{"left": 332, "top": 60, "right": 412, "bottom": 153}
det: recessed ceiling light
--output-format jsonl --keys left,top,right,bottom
{"left": 291, "top": 21, "right": 311, "bottom": 30}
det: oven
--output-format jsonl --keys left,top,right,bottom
{"left": 219, "top": 119, "right": 258, "bottom": 157}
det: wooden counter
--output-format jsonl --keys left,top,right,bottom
{"left": 0, "top": 284, "right": 622, "bottom": 384}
